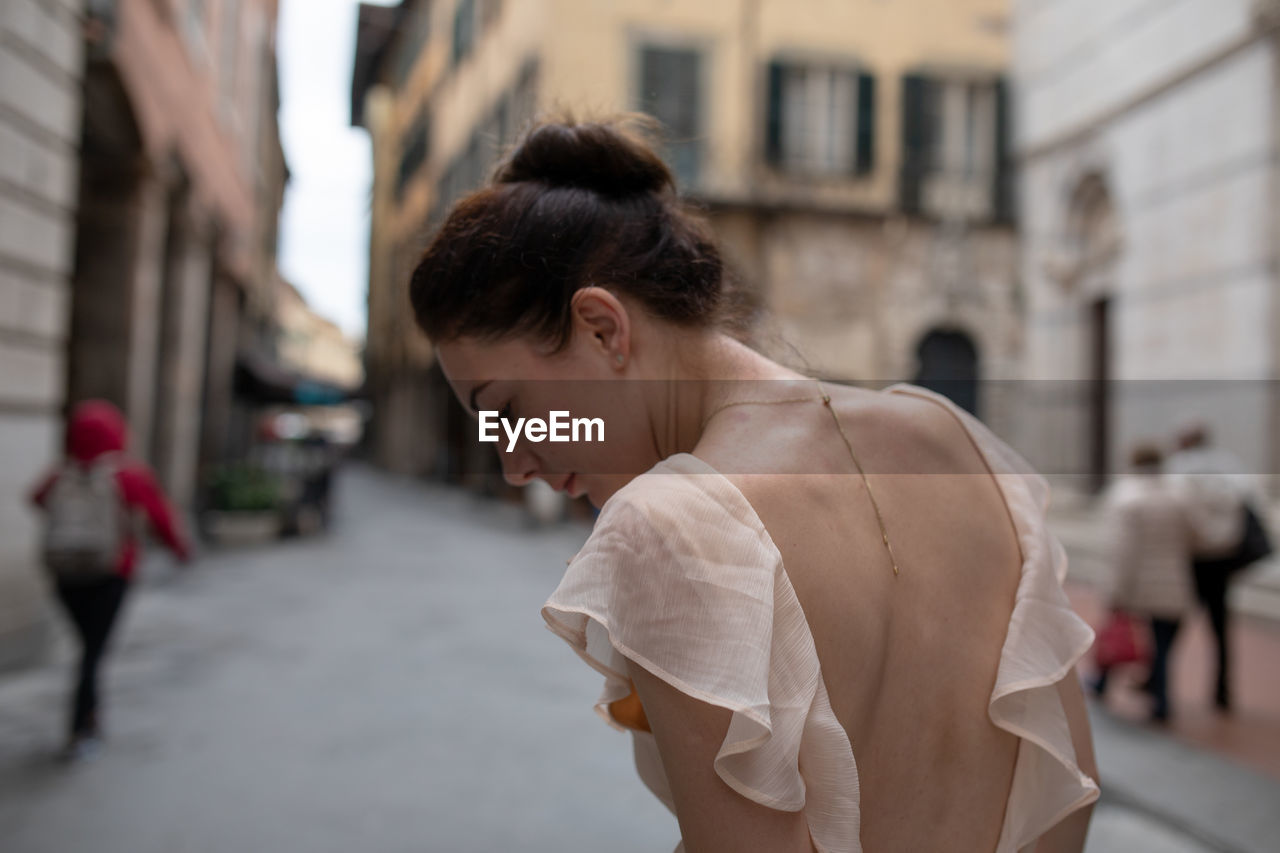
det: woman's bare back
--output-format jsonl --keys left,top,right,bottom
{"left": 696, "top": 385, "right": 1025, "bottom": 851}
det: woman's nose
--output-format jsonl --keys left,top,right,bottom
{"left": 499, "top": 445, "right": 538, "bottom": 487}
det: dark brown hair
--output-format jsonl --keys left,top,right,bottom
{"left": 409, "top": 113, "right": 745, "bottom": 349}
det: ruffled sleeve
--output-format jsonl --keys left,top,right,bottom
{"left": 886, "top": 385, "right": 1101, "bottom": 851}
{"left": 541, "top": 454, "right": 859, "bottom": 846}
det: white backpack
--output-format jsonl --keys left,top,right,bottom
{"left": 41, "top": 455, "right": 125, "bottom": 581}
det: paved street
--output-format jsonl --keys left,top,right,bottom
{"left": 1055, "top": 506, "right": 1280, "bottom": 784}
{"left": 0, "top": 465, "right": 1275, "bottom": 852}
{"left": 0, "top": 467, "right": 674, "bottom": 853}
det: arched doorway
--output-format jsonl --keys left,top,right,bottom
{"left": 70, "top": 61, "right": 214, "bottom": 503}
{"left": 67, "top": 64, "right": 147, "bottom": 417}
{"left": 913, "top": 329, "right": 980, "bottom": 417}
{"left": 1064, "top": 174, "right": 1119, "bottom": 493}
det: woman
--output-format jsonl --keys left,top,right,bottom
{"left": 411, "top": 116, "right": 1099, "bottom": 852}
{"left": 29, "top": 400, "right": 191, "bottom": 759}
{"left": 1094, "top": 444, "right": 1199, "bottom": 723}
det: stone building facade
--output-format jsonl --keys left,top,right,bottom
{"left": 1013, "top": 0, "right": 1280, "bottom": 494}
{"left": 71, "top": 0, "right": 286, "bottom": 500}
{"left": 0, "top": 0, "right": 85, "bottom": 668}
{"left": 0, "top": 0, "right": 287, "bottom": 669}
{"left": 352, "top": 0, "right": 1023, "bottom": 479}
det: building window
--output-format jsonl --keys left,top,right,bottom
{"left": 394, "top": 3, "right": 432, "bottom": 86}
{"left": 766, "top": 61, "right": 875, "bottom": 178}
{"left": 427, "top": 61, "right": 538, "bottom": 226}
{"left": 397, "top": 110, "right": 431, "bottom": 201}
{"left": 453, "top": 0, "right": 477, "bottom": 67}
{"left": 637, "top": 45, "right": 703, "bottom": 190}
{"left": 494, "top": 94, "right": 511, "bottom": 148}
{"left": 900, "top": 74, "right": 1010, "bottom": 221}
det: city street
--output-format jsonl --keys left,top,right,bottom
{"left": 0, "top": 466, "right": 673, "bottom": 853}
{"left": 0, "top": 465, "right": 1276, "bottom": 852}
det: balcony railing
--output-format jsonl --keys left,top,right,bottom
{"left": 901, "top": 165, "right": 1013, "bottom": 224}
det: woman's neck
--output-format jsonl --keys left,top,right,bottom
{"left": 646, "top": 331, "right": 808, "bottom": 460}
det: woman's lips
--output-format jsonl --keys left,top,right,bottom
{"left": 550, "top": 473, "right": 586, "bottom": 499}
{"left": 565, "top": 473, "right": 585, "bottom": 499}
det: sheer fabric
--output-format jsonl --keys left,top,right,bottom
{"left": 542, "top": 385, "right": 1099, "bottom": 853}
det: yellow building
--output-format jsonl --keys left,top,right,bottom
{"left": 276, "top": 279, "right": 365, "bottom": 392}
{"left": 352, "top": 0, "right": 1019, "bottom": 477}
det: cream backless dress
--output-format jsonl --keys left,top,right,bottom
{"left": 542, "top": 384, "right": 1100, "bottom": 853}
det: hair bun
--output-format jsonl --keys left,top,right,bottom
{"left": 496, "top": 116, "right": 675, "bottom": 197}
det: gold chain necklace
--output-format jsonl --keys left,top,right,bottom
{"left": 699, "top": 380, "right": 900, "bottom": 576}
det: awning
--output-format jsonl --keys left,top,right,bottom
{"left": 235, "top": 349, "right": 354, "bottom": 406}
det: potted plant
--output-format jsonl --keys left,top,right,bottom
{"left": 201, "top": 463, "right": 284, "bottom": 545}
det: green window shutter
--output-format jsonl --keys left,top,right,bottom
{"left": 451, "top": 5, "right": 463, "bottom": 66}
{"left": 452, "top": 0, "right": 474, "bottom": 67}
{"left": 900, "top": 73, "right": 930, "bottom": 214}
{"left": 396, "top": 110, "right": 430, "bottom": 201}
{"left": 855, "top": 70, "right": 876, "bottom": 175}
{"left": 993, "top": 76, "right": 1014, "bottom": 224}
{"left": 765, "top": 61, "right": 785, "bottom": 166}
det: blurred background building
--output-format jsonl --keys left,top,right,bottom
{"left": 276, "top": 276, "right": 365, "bottom": 393}
{"left": 69, "top": 0, "right": 287, "bottom": 507}
{"left": 0, "top": 0, "right": 357, "bottom": 669}
{"left": 0, "top": 3, "right": 1276, "bottom": 848}
{"left": 1013, "top": 0, "right": 1280, "bottom": 495}
{"left": 351, "top": 0, "right": 1022, "bottom": 480}
{"left": 1, "top": 0, "right": 86, "bottom": 667}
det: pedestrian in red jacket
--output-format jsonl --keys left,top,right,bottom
{"left": 28, "top": 399, "right": 191, "bottom": 760}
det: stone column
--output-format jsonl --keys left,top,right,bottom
{"left": 66, "top": 153, "right": 172, "bottom": 459}
{"left": 152, "top": 201, "right": 214, "bottom": 508}
{"left": 122, "top": 161, "right": 173, "bottom": 460}
{"left": 200, "top": 271, "right": 241, "bottom": 467}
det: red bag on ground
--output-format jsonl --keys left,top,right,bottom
{"left": 1094, "top": 610, "right": 1147, "bottom": 669}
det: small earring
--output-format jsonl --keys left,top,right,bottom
{"left": 615, "top": 354, "right": 625, "bottom": 366}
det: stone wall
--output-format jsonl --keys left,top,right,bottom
{"left": 713, "top": 211, "right": 1023, "bottom": 439}
{"left": 1014, "top": 0, "right": 1278, "bottom": 486}
{"left": 0, "top": 0, "right": 84, "bottom": 668}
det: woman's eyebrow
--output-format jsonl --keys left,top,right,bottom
{"left": 468, "top": 381, "right": 492, "bottom": 414}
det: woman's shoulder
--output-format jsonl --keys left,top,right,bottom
{"left": 597, "top": 453, "right": 721, "bottom": 513}
{"left": 588, "top": 453, "right": 772, "bottom": 557}
{"left": 695, "top": 381, "right": 1003, "bottom": 485}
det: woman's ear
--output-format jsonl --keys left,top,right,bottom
{"left": 571, "top": 286, "right": 631, "bottom": 367}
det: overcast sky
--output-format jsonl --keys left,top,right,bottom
{"left": 277, "top": 0, "right": 395, "bottom": 342}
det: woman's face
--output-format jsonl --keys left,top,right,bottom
{"left": 435, "top": 295, "right": 662, "bottom": 508}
